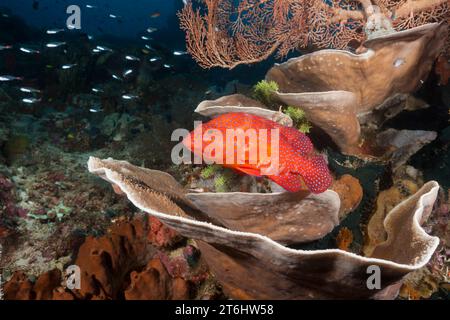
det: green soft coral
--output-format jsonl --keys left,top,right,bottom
{"left": 253, "top": 80, "right": 279, "bottom": 106}
{"left": 200, "top": 165, "right": 221, "bottom": 179}
{"left": 284, "top": 106, "right": 313, "bottom": 134}
{"left": 200, "top": 165, "right": 237, "bottom": 192}
{"left": 214, "top": 174, "right": 229, "bottom": 193}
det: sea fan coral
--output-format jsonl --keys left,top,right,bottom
{"left": 178, "top": 0, "right": 450, "bottom": 69}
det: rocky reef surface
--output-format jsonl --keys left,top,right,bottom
{"left": 0, "top": 57, "right": 234, "bottom": 299}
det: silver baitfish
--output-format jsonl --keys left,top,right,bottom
{"left": 20, "top": 87, "right": 41, "bottom": 93}
{"left": 0, "top": 75, "right": 23, "bottom": 81}
{"left": 46, "top": 42, "right": 66, "bottom": 48}
{"left": 22, "top": 97, "right": 41, "bottom": 104}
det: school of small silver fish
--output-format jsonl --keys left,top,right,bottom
{"left": 0, "top": 0, "right": 192, "bottom": 106}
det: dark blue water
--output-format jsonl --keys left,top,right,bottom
{"left": 1, "top": 0, "right": 178, "bottom": 39}
{"left": 0, "top": 0, "right": 276, "bottom": 85}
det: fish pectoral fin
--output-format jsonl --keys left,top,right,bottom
{"left": 232, "top": 166, "right": 262, "bottom": 177}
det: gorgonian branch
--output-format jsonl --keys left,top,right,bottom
{"left": 178, "top": 0, "right": 449, "bottom": 69}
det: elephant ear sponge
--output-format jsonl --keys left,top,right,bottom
{"left": 87, "top": 157, "right": 440, "bottom": 299}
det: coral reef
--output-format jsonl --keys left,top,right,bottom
{"left": 336, "top": 227, "right": 354, "bottom": 252}
{"left": 186, "top": 189, "right": 341, "bottom": 245}
{"left": 0, "top": 3, "right": 448, "bottom": 302}
{"left": 3, "top": 269, "right": 62, "bottom": 300}
{"left": 3, "top": 217, "right": 217, "bottom": 300}
{"left": 124, "top": 258, "right": 190, "bottom": 300}
{"left": 87, "top": 156, "right": 440, "bottom": 299}
{"left": 364, "top": 178, "right": 421, "bottom": 256}
{"left": 266, "top": 23, "right": 446, "bottom": 158}
{"left": 178, "top": 0, "right": 449, "bottom": 69}
{"left": 396, "top": 186, "right": 450, "bottom": 299}
{"left": 73, "top": 218, "right": 158, "bottom": 299}
{"left": 0, "top": 173, "right": 26, "bottom": 239}
{"left": 330, "top": 174, "right": 364, "bottom": 220}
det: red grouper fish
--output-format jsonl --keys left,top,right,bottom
{"left": 183, "top": 112, "right": 333, "bottom": 194}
